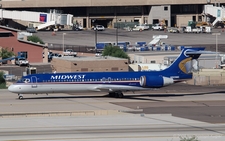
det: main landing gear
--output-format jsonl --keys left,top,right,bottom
{"left": 18, "top": 94, "right": 23, "bottom": 100}
{"left": 108, "top": 92, "right": 124, "bottom": 98}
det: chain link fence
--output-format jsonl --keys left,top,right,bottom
{"left": 187, "top": 75, "right": 225, "bottom": 86}
{"left": 48, "top": 43, "right": 96, "bottom": 53}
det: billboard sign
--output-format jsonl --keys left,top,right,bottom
{"left": 40, "top": 14, "right": 47, "bottom": 22}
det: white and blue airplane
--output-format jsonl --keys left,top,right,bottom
{"left": 8, "top": 47, "right": 209, "bottom": 99}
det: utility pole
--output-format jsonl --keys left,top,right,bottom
{"left": 212, "top": 32, "right": 221, "bottom": 68}
{"left": 62, "top": 33, "right": 66, "bottom": 52}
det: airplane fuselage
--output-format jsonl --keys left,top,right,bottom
{"left": 8, "top": 70, "right": 183, "bottom": 94}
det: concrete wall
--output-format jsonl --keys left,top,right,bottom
{"left": 187, "top": 69, "right": 225, "bottom": 85}
{"left": 176, "top": 14, "right": 201, "bottom": 27}
{"left": 149, "top": 5, "right": 171, "bottom": 27}
{"left": 132, "top": 54, "right": 165, "bottom": 64}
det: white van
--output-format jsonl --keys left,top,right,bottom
{"left": 15, "top": 58, "right": 29, "bottom": 66}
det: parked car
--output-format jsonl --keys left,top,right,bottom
{"left": 26, "top": 27, "right": 37, "bottom": 33}
{"left": 132, "top": 24, "right": 150, "bottom": 31}
{"left": 73, "top": 24, "right": 83, "bottom": 31}
{"left": 93, "top": 25, "right": 105, "bottom": 31}
{"left": 63, "top": 49, "right": 77, "bottom": 57}
{"left": 48, "top": 52, "right": 62, "bottom": 62}
{"left": 15, "top": 58, "right": 29, "bottom": 66}
{"left": 167, "top": 27, "right": 180, "bottom": 33}
{"left": 152, "top": 23, "right": 164, "bottom": 31}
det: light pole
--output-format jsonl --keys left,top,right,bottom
{"left": 95, "top": 28, "right": 97, "bottom": 49}
{"left": 212, "top": 32, "right": 221, "bottom": 68}
{"left": 92, "top": 19, "right": 97, "bottom": 51}
{"left": 116, "top": 17, "right": 118, "bottom": 46}
{"left": 115, "top": 7, "right": 118, "bottom": 46}
{"left": 62, "top": 33, "right": 66, "bottom": 52}
{"left": 115, "top": 18, "right": 121, "bottom": 46}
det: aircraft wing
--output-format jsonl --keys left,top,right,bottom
{"left": 94, "top": 84, "right": 145, "bottom": 92}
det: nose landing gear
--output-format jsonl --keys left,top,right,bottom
{"left": 18, "top": 94, "right": 23, "bottom": 100}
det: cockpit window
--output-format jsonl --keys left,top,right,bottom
{"left": 22, "top": 78, "right": 30, "bottom": 83}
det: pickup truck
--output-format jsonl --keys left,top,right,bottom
{"left": 132, "top": 24, "right": 149, "bottom": 31}
{"left": 15, "top": 58, "right": 29, "bottom": 66}
{"left": 152, "top": 23, "right": 164, "bottom": 31}
{"left": 93, "top": 25, "right": 105, "bottom": 31}
{"left": 63, "top": 49, "right": 77, "bottom": 57}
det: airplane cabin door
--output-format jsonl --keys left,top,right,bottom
{"left": 31, "top": 76, "right": 38, "bottom": 88}
{"left": 108, "top": 77, "right": 111, "bottom": 83}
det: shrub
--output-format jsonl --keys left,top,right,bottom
{"left": 0, "top": 71, "right": 6, "bottom": 89}
{"left": 179, "top": 135, "right": 200, "bottom": 141}
{"left": 0, "top": 48, "right": 15, "bottom": 59}
{"left": 102, "top": 45, "right": 130, "bottom": 59}
{"left": 27, "top": 36, "right": 44, "bottom": 44}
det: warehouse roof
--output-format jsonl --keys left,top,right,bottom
{"left": 55, "top": 55, "right": 128, "bottom": 61}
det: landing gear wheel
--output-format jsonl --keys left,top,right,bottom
{"left": 117, "top": 92, "right": 124, "bottom": 98}
{"left": 109, "top": 92, "right": 114, "bottom": 97}
{"left": 108, "top": 92, "right": 124, "bottom": 98}
{"left": 18, "top": 94, "right": 23, "bottom": 100}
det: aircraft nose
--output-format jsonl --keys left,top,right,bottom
{"left": 8, "top": 84, "right": 17, "bottom": 93}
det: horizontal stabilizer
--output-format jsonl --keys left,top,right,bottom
{"left": 185, "top": 50, "right": 216, "bottom": 55}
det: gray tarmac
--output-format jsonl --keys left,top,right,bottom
{"left": 34, "top": 28, "right": 225, "bottom": 51}
{"left": 1, "top": 114, "right": 225, "bottom": 141}
{"left": 1, "top": 83, "right": 225, "bottom": 141}
{"left": 1, "top": 83, "right": 225, "bottom": 121}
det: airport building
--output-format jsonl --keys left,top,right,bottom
{"left": 0, "top": 0, "right": 225, "bottom": 28}
{"left": 0, "top": 26, "right": 48, "bottom": 63}
{"left": 129, "top": 52, "right": 222, "bottom": 70}
{"left": 51, "top": 56, "right": 129, "bottom": 72}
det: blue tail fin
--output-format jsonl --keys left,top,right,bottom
{"left": 163, "top": 47, "right": 205, "bottom": 78}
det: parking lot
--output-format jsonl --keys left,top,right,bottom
{"left": 34, "top": 28, "right": 225, "bottom": 52}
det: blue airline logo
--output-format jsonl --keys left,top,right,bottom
{"left": 50, "top": 75, "right": 86, "bottom": 80}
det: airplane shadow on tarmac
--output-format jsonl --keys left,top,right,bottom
{"left": 20, "top": 90, "right": 225, "bottom": 101}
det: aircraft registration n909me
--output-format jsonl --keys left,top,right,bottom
{"left": 8, "top": 47, "right": 210, "bottom": 99}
